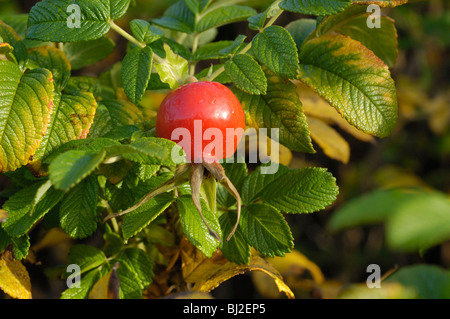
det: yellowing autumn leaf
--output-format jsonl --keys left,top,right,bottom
{"left": 307, "top": 117, "right": 350, "bottom": 164}
{"left": 267, "top": 249, "right": 325, "bottom": 284}
{"left": 374, "top": 165, "right": 434, "bottom": 191}
{"left": 31, "top": 227, "right": 71, "bottom": 253}
{"left": 0, "top": 209, "right": 7, "bottom": 223}
{"left": 0, "top": 252, "right": 32, "bottom": 299}
{"left": 88, "top": 262, "right": 120, "bottom": 299}
{"left": 252, "top": 249, "right": 325, "bottom": 298}
{"left": 295, "top": 81, "right": 376, "bottom": 144}
{"left": 427, "top": 93, "right": 450, "bottom": 136}
{"left": 237, "top": 128, "right": 293, "bottom": 166}
{"left": 180, "top": 238, "right": 294, "bottom": 298}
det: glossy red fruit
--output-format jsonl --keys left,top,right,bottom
{"left": 156, "top": 81, "right": 245, "bottom": 163}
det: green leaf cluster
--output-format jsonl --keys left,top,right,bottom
{"left": 329, "top": 188, "right": 450, "bottom": 253}
{"left": 0, "top": 0, "right": 407, "bottom": 299}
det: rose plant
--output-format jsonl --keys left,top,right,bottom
{"left": 0, "top": 0, "right": 406, "bottom": 299}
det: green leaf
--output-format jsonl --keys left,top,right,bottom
{"left": 121, "top": 46, "right": 153, "bottom": 104}
{"left": 0, "top": 61, "right": 54, "bottom": 173}
{"left": 27, "top": 0, "right": 111, "bottom": 42}
{"left": 0, "top": 14, "right": 29, "bottom": 38}
{"left": 59, "top": 176, "right": 99, "bottom": 239}
{"left": 298, "top": 34, "right": 398, "bottom": 137}
{"left": 2, "top": 181, "right": 64, "bottom": 238}
{"left": 102, "top": 231, "right": 124, "bottom": 257}
{"left": 105, "top": 137, "right": 184, "bottom": 166}
{"left": 67, "top": 244, "right": 107, "bottom": 275}
{"left": 27, "top": 45, "right": 71, "bottom": 90}
{"left": 225, "top": 54, "right": 267, "bottom": 95}
{"left": 386, "top": 192, "right": 450, "bottom": 252}
{"left": 0, "top": 21, "right": 28, "bottom": 69}
{"left": 252, "top": 26, "right": 299, "bottom": 78}
{"left": 32, "top": 91, "right": 98, "bottom": 166}
{"left": 62, "top": 37, "right": 115, "bottom": 70}
{"left": 149, "top": 37, "right": 192, "bottom": 61}
{"left": 60, "top": 268, "right": 102, "bottom": 299}
{"left": 26, "top": 0, "right": 129, "bottom": 41}
{"left": 240, "top": 203, "right": 293, "bottom": 257}
{"left": 196, "top": 5, "right": 257, "bottom": 33}
{"left": 0, "top": 228, "right": 30, "bottom": 260}
{"left": 61, "top": 244, "right": 106, "bottom": 298}
{"left": 65, "top": 76, "right": 100, "bottom": 95}
{"left": 151, "top": 0, "right": 195, "bottom": 33}
{"left": 122, "top": 193, "right": 175, "bottom": 240}
{"left": 177, "top": 195, "right": 221, "bottom": 258}
{"left": 185, "top": 0, "right": 212, "bottom": 14}
{"left": 248, "top": 1, "right": 281, "bottom": 31}
{"left": 232, "top": 69, "right": 314, "bottom": 153}
{"left": 261, "top": 167, "right": 338, "bottom": 214}
{"left": 352, "top": 0, "right": 407, "bottom": 7}
{"left": 240, "top": 163, "right": 290, "bottom": 205}
{"left": 100, "top": 99, "right": 144, "bottom": 127}
{"left": 114, "top": 248, "right": 154, "bottom": 299}
{"left": 219, "top": 212, "right": 250, "bottom": 265}
{"left": 49, "top": 150, "right": 106, "bottom": 191}
{"left": 219, "top": 35, "right": 247, "bottom": 56}
{"left": 386, "top": 264, "right": 450, "bottom": 299}
{"left": 327, "top": 188, "right": 415, "bottom": 232}
{"left": 130, "top": 19, "right": 163, "bottom": 44}
{"left": 154, "top": 43, "right": 189, "bottom": 89}
{"left": 109, "top": 0, "right": 131, "bottom": 20}
{"left": 314, "top": 5, "right": 398, "bottom": 67}
{"left": 137, "top": 164, "right": 160, "bottom": 181}
{"left": 280, "top": 0, "right": 352, "bottom": 16}
{"left": 192, "top": 40, "right": 233, "bottom": 61}
{"left": 286, "top": 18, "right": 316, "bottom": 50}
{"left": 196, "top": 63, "right": 231, "bottom": 83}
{"left": 43, "top": 137, "right": 119, "bottom": 164}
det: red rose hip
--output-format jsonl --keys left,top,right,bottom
{"left": 155, "top": 81, "right": 245, "bottom": 163}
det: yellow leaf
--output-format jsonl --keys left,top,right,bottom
{"left": 428, "top": 93, "right": 450, "bottom": 136}
{"left": 31, "top": 227, "right": 71, "bottom": 253}
{"left": 374, "top": 165, "right": 434, "bottom": 191}
{"left": 267, "top": 249, "right": 325, "bottom": 284}
{"left": 339, "top": 282, "right": 417, "bottom": 299}
{"left": 307, "top": 117, "right": 350, "bottom": 164}
{"left": 88, "top": 262, "right": 120, "bottom": 299}
{"left": 252, "top": 249, "right": 326, "bottom": 298}
{"left": 163, "top": 291, "right": 214, "bottom": 299}
{"left": 140, "top": 91, "right": 168, "bottom": 112}
{"left": 180, "top": 239, "right": 294, "bottom": 298}
{"left": 296, "top": 81, "right": 375, "bottom": 143}
{"left": 0, "top": 209, "right": 7, "bottom": 223}
{"left": 0, "top": 252, "right": 32, "bottom": 299}
{"left": 238, "top": 128, "right": 293, "bottom": 166}
{"left": 396, "top": 76, "right": 429, "bottom": 120}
